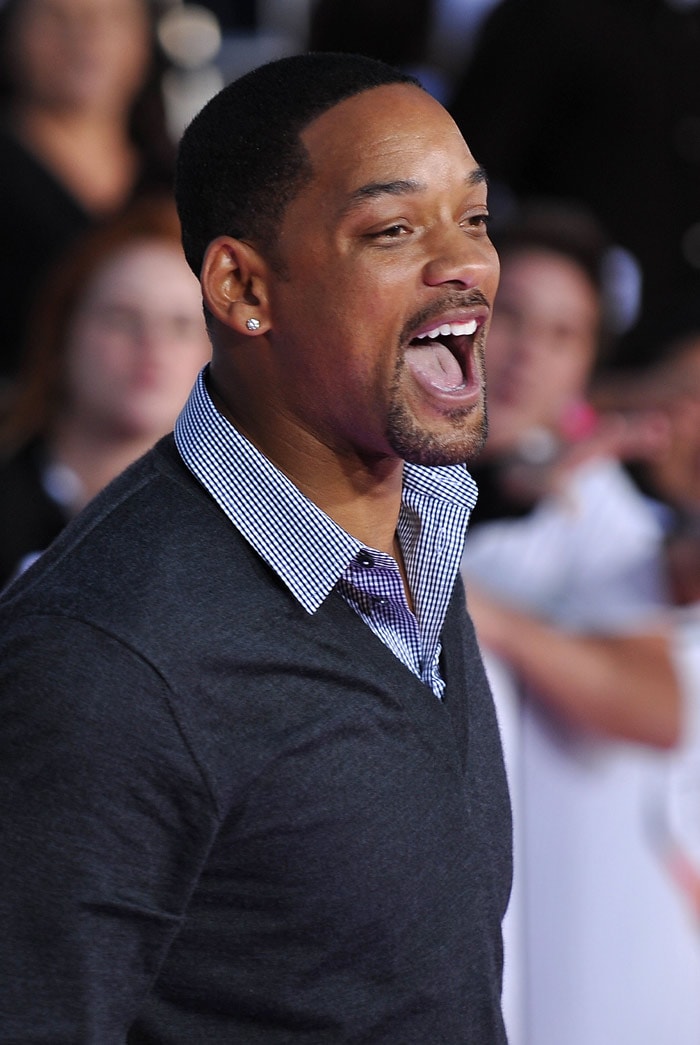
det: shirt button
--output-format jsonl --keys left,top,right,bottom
{"left": 357, "top": 550, "right": 374, "bottom": 567}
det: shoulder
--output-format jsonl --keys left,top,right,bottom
{"left": 1, "top": 436, "right": 271, "bottom": 621}
{"left": 0, "top": 436, "right": 300, "bottom": 708}
{"left": 565, "top": 457, "right": 664, "bottom": 536}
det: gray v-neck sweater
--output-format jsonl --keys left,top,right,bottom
{"left": 0, "top": 435, "right": 512, "bottom": 1043}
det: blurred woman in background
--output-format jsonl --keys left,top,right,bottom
{"left": 0, "top": 0, "right": 175, "bottom": 384}
{"left": 0, "top": 194, "right": 210, "bottom": 587}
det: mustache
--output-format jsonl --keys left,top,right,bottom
{"left": 399, "top": 289, "right": 491, "bottom": 345}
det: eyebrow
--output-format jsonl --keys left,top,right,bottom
{"left": 342, "top": 166, "right": 489, "bottom": 214}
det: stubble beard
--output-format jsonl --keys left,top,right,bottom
{"left": 387, "top": 400, "right": 488, "bottom": 466}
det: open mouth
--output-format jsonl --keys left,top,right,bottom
{"left": 405, "top": 319, "right": 479, "bottom": 393}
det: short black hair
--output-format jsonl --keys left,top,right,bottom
{"left": 491, "top": 199, "right": 611, "bottom": 298}
{"left": 175, "top": 52, "right": 420, "bottom": 275}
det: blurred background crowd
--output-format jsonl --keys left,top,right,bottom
{"left": 1, "top": 1, "right": 700, "bottom": 1043}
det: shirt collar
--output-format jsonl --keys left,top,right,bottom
{"left": 175, "top": 368, "right": 478, "bottom": 613}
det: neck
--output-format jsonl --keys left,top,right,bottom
{"left": 13, "top": 97, "right": 131, "bottom": 142}
{"left": 207, "top": 370, "right": 405, "bottom": 555}
{"left": 11, "top": 102, "right": 137, "bottom": 213}
{"left": 294, "top": 453, "right": 405, "bottom": 555}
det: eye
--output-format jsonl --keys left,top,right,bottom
{"left": 461, "top": 212, "right": 491, "bottom": 235}
{"left": 368, "top": 223, "right": 411, "bottom": 240}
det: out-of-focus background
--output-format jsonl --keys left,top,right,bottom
{"left": 2, "top": 3, "right": 700, "bottom": 1044}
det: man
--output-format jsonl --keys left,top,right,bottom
{"left": 0, "top": 53, "right": 510, "bottom": 1041}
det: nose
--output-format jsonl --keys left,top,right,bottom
{"left": 422, "top": 225, "right": 499, "bottom": 291}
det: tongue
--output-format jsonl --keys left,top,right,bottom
{"left": 404, "top": 341, "right": 464, "bottom": 391}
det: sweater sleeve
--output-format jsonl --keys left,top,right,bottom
{"left": 0, "top": 613, "right": 218, "bottom": 1043}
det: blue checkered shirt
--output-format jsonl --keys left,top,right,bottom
{"left": 175, "top": 369, "right": 478, "bottom": 699}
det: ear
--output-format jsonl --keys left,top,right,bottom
{"left": 201, "top": 236, "right": 270, "bottom": 336}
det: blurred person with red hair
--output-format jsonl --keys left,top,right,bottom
{"left": 0, "top": 193, "right": 211, "bottom": 587}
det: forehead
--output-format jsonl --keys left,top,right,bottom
{"left": 83, "top": 241, "right": 196, "bottom": 302}
{"left": 19, "top": 0, "right": 143, "bottom": 19}
{"left": 499, "top": 249, "right": 599, "bottom": 306}
{"left": 299, "top": 83, "right": 481, "bottom": 202}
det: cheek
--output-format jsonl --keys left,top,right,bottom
{"left": 278, "top": 276, "right": 393, "bottom": 368}
{"left": 13, "top": 31, "right": 56, "bottom": 88}
{"left": 544, "top": 341, "right": 591, "bottom": 398}
{"left": 64, "top": 325, "right": 128, "bottom": 399}
{"left": 105, "top": 27, "right": 150, "bottom": 88}
{"left": 169, "top": 340, "right": 211, "bottom": 388}
{"left": 483, "top": 329, "right": 510, "bottom": 382}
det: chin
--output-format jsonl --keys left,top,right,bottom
{"left": 388, "top": 405, "right": 487, "bottom": 466}
{"left": 112, "top": 411, "right": 171, "bottom": 441}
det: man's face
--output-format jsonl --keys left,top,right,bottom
{"left": 484, "top": 248, "right": 599, "bottom": 452}
{"left": 258, "top": 83, "right": 499, "bottom": 468}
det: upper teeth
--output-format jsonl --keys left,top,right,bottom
{"left": 416, "top": 319, "right": 477, "bottom": 340}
